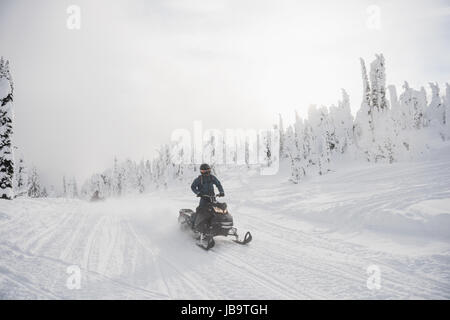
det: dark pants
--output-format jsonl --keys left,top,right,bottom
{"left": 193, "top": 200, "right": 213, "bottom": 233}
{"left": 199, "top": 197, "right": 211, "bottom": 208}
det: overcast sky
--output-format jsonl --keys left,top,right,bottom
{"left": 0, "top": 0, "right": 449, "bottom": 188}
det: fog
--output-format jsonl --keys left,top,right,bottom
{"left": 0, "top": 0, "right": 448, "bottom": 189}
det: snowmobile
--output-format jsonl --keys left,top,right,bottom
{"left": 178, "top": 194, "right": 252, "bottom": 250}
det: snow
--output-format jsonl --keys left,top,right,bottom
{"left": 1, "top": 147, "right": 450, "bottom": 299}
{"left": 0, "top": 77, "right": 11, "bottom": 99}
{"left": 408, "top": 199, "right": 450, "bottom": 217}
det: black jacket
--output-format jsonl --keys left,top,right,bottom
{"left": 191, "top": 174, "right": 224, "bottom": 196}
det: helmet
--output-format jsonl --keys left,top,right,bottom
{"left": 200, "top": 163, "right": 211, "bottom": 174}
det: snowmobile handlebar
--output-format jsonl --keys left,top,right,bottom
{"left": 197, "top": 194, "right": 223, "bottom": 198}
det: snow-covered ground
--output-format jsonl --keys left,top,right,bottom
{"left": 1, "top": 147, "right": 450, "bottom": 299}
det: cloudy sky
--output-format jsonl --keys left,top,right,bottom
{"left": 0, "top": 0, "right": 449, "bottom": 188}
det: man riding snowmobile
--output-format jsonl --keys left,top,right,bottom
{"left": 190, "top": 163, "right": 224, "bottom": 233}
{"left": 178, "top": 163, "right": 252, "bottom": 249}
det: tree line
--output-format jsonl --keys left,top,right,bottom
{"left": 1, "top": 54, "right": 449, "bottom": 200}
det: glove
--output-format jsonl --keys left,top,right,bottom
{"left": 219, "top": 192, "right": 225, "bottom": 197}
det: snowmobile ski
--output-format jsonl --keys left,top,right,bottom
{"left": 233, "top": 231, "right": 252, "bottom": 245}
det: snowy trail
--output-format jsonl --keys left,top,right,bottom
{"left": 1, "top": 151, "right": 450, "bottom": 299}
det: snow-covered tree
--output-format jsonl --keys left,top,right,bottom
{"left": 122, "top": 159, "right": 138, "bottom": 194}
{"left": 399, "top": 82, "right": 427, "bottom": 130}
{"left": 278, "top": 114, "right": 286, "bottom": 158}
{"left": 354, "top": 57, "right": 375, "bottom": 160}
{"left": 369, "top": 54, "right": 388, "bottom": 111}
{"left": 444, "top": 83, "right": 450, "bottom": 138}
{"left": 285, "top": 115, "right": 307, "bottom": 183}
{"left": 81, "top": 173, "right": 104, "bottom": 199}
{"left": 72, "top": 178, "right": 78, "bottom": 198}
{"left": 112, "top": 157, "right": 125, "bottom": 196}
{"left": 388, "top": 85, "right": 399, "bottom": 110}
{"left": 329, "top": 89, "right": 354, "bottom": 154}
{"left": 14, "top": 154, "right": 28, "bottom": 197}
{"left": 259, "top": 129, "right": 273, "bottom": 169}
{"left": 355, "top": 54, "right": 408, "bottom": 163}
{"left": 388, "top": 85, "right": 403, "bottom": 130}
{"left": 61, "top": 176, "right": 66, "bottom": 197}
{"left": 308, "top": 105, "right": 333, "bottom": 175}
{"left": 152, "top": 145, "right": 174, "bottom": 189}
{"left": 285, "top": 125, "right": 296, "bottom": 181}
{"left": 426, "top": 82, "right": 445, "bottom": 129}
{"left": 47, "top": 185, "right": 57, "bottom": 197}
{"left": 28, "top": 167, "right": 42, "bottom": 198}
{"left": 136, "top": 160, "right": 146, "bottom": 193}
{"left": 65, "top": 177, "right": 79, "bottom": 198}
{"left": 0, "top": 57, "right": 14, "bottom": 199}
{"left": 81, "top": 156, "right": 157, "bottom": 199}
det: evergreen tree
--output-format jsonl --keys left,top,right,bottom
{"left": 259, "top": 130, "right": 272, "bottom": 168}
{"left": 354, "top": 58, "right": 375, "bottom": 161}
{"left": 399, "top": 82, "right": 427, "bottom": 130}
{"left": 112, "top": 157, "right": 124, "bottom": 196}
{"left": 62, "top": 176, "right": 67, "bottom": 197}
{"left": 28, "top": 167, "right": 41, "bottom": 198}
{"left": 388, "top": 85, "right": 403, "bottom": 131}
{"left": 136, "top": 160, "right": 146, "bottom": 193}
{"left": 369, "top": 54, "right": 388, "bottom": 111}
{"left": 357, "top": 57, "right": 374, "bottom": 131}
{"left": 356, "top": 54, "right": 405, "bottom": 163}
{"left": 329, "top": 89, "right": 354, "bottom": 154}
{"left": 286, "top": 115, "right": 308, "bottom": 183}
{"left": 308, "top": 105, "right": 333, "bottom": 175}
{"left": 72, "top": 177, "right": 79, "bottom": 198}
{"left": 444, "top": 83, "right": 450, "bottom": 138}
{"left": 41, "top": 187, "right": 48, "bottom": 198}
{"left": 0, "top": 57, "right": 14, "bottom": 199}
{"left": 278, "top": 114, "right": 286, "bottom": 158}
{"left": 427, "top": 82, "right": 444, "bottom": 127}
{"left": 14, "top": 154, "right": 28, "bottom": 197}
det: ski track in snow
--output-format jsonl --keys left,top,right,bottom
{"left": 1, "top": 150, "right": 450, "bottom": 299}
